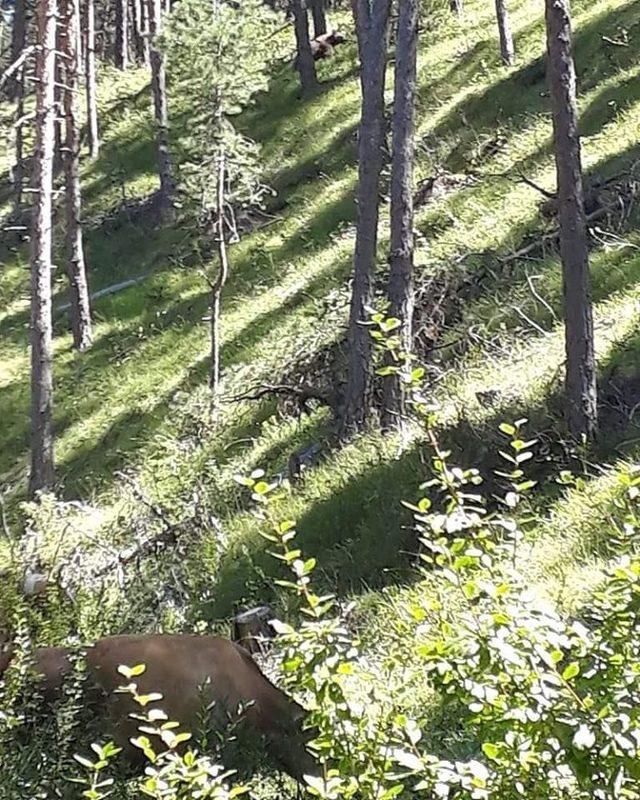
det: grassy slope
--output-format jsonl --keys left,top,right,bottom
{"left": 0, "top": 0, "right": 639, "bottom": 644}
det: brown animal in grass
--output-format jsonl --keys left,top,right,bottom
{"left": 0, "top": 634, "right": 318, "bottom": 782}
{"left": 310, "top": 30, "right": 346, "bottom": 60}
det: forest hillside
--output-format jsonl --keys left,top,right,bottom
{"left": 1, "top": 0, "right": 640, "bottom": 795}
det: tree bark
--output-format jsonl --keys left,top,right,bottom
{"left": 115, "top": 0, "right": 129, "bottom": 69}
{"left": 340, "top": 0, "right": 391, "bottom": 437}
{"left": 495, "top": 0, "right": 515, "bottom": 66}
{"left": 83, "top": 0, "right": 100, "bottom": 157}
{"left": 382, "top": 0, "right": 418, "bottom": 431}
{"left": 292, "top": 0, "right": 318, "bottom": 95}
{"left": 131, "top": 0, "right": 146, "bottom": 63}
{"left": 62, "top": 0, "right": 93, "bottom": 351}
{"left": 140, "top": 0, "right": 150, "bottom": 65}
{"left": 210, "top": 151, "right": 228, "bottom": 399}
{"left": 30, "top": 0, "right": 57, "bottom": 496}
{"left": 12, "top": 66, "right": 25, "bottom": 214}
{"left": 148, "top": 0, "right": 174, "bottom": 217}
{"left": 449, "top": 0, "right": 463, "bottom": 15}
{"left": 6, "top": 0, "right": 26, "bottom": 100}
{"left": 311, "top": 0, "right": 327, "bottom": 38}
{"left": 545, "top": 0, "right": 597, "bottom": 439}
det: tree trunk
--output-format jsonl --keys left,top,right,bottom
{"left": 30, "top": 0, "right": 57, "bottom": 496}
{"left": 140, "top": 0, "right": 150, "bottom": 65}
{"left": 449, "top": 0, "right": 463, "bottom": 15}
{"left": 292, "top": 0, "right": 318, "bottom": 95}
{"left": 7, "top": 0, "right": 27, "bottom": 210}
{"left": 148, "top": 0, "right": 174, "bottom": 217}
{"left": 495, "top": 0, "right": 515, "bottom": 66}
{"left": 382, "top": 0, "right": 418, "bottom": 431}
{"left": 131, "top": 0, "right": 146, "bottom": 63}
{"left": 115, "top": 0, "right": 129, "bottom": 69}
{"left": 12, "top": 67, "right": 25, "bottom": 214}
{"left": 210, "top": 151, "right": 228, "bottom": 399}
{"left": 6, "top": 0, "right": 26, "bottom": 100}
{"left": 83, "top": 0, "right": 100, "bottom": 157}
{"left": 545, "top": 0, "right": 597, "bottom": 439}
{"left": 311, "top": 0, "right": 327, "bottom": 38}
{"left": 340, "top": 0, "right": 391, "bottom": 437}
{"left": 62, "top": 0, "right": 93, "bottom": 351}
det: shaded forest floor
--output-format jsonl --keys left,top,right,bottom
{"left": 0, "top": 0, "right": 640, "bottom": 730}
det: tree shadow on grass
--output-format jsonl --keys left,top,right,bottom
{"left": 49, "top": 247, "right": 353, "bottom": 496}
{"left": 425, "top": 0, "right": 640, "bottom": 172}
{"left": 204, "top": 317, "right": 640, "bottom": 621}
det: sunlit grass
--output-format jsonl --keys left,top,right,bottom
{"left": 0, "top": 0, "right": 638, "bottom": 652}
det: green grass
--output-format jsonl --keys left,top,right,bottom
{"left": 0, "top": 0, "right": 639, "bottom": 689}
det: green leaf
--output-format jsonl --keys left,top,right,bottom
{"left": 233, "top": 475, "right": 255, "bottom": 487}
{"left": 499, "top": 423, "right": 516, "bottom": 436}
{"left": 562, "top": 662, "right": 580, "bottom": 680}
{"left": 482, "top": 742, "right": 500, "bottom": 760}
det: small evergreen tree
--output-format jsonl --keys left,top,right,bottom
{"left": 164, "top": 0, "right": 278, "bottom": 402}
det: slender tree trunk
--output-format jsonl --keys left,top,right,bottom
{"left": 6, "top": 0, "right": 26, "bottom": 100}
{"left": 54, "top": 22, "right": 63, "bottom": 165}
{"left": 30, "top": 0, "right": 57, "bottom": 496}
{"left": 148, "top": 0, "right": 174, "bottom": 216}
{"left": 140, "top": 0, "right": 150, "bottom": 65}
{"left": 84, "top": 0, "right": 100, "bottom": 157}
{"left": 382, "top": 0, "right": 418, "bottom": 431}
{"left": 7, "top": 0, "right": 27, "bottom": 211}
{"left": 545, "top": 0, "right": 597, "bottom": 439}
{"left": 62, "top": 0, "right": 93, "bottom": 351}
{"left": 311, "top": 0, "right": 327, "bottom": 38}
{"left": 449, "top": 0, "right": 463, "bottom": 15}
{"left": 495, "top": 0, "right": 515, "bottom": 66}
{"left": 115, "top": 0, "right": 129, "bottom": 69}
{"left": 340, "top": 0, "right": 391, "bottom": 437}
{"left": 210, "top": 151, "right": 228, "bottom": 399}
{"left": 12, "top": 66, "right": 25, "bottom": 214}
{"left": 131, "top": 0, "right": 145, "bottom": 63}
{"left": 292, "top": 0, "right": 318, "bottom": 95}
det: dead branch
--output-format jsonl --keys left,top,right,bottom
{"left": 0, "top": 46, "right": 36, "bottom": 91}
{"left": 517, "top": 172, "right": 555, "bottom": 199}
{"left": 525, "top": 271, "right": 558, "bottom": 321}
{"left": 230, "top": 382, "right": 337, "bottom": 412}
{"left": 88, "top": 474, "right": 180, "bottom": 580}
{"left": 499, "top": 201, "right": 628, "bottom": 265}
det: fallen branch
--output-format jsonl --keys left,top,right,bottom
{"left": 230, "top": 382, "right": 337, "bottom": 412}
{"left": 499, "top": 201, "right": 629, "bottom": 265}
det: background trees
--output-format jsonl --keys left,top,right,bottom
{"left": 83, "top": 0, "right": 100, "bottom": 158}
{"left": 148, "top": 0, "right": 174, "bottom": 217}
{"left": 292, "top": 0, "right": 318, "bottom": 94}
{"left": 340, "top": 0, "right": 391, "bottom": 437}
{"left": 29, "top": 0, "right": 57, "bottom": 495}
{"left": 545, "top": 0, "right": 598, "bottom": 440}
{"left": 382, "top": 0, "right": 419, "bottom": 431}
{"left": 495, "top": 0, "right": 515, "bottom": 66}
{"left": 61, "top": 0, "right": 92, "bottom": 351}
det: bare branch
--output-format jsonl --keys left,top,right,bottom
{"left": 229, "top": 382, "right": 337, "bottom": 411}
{"left": 0, "top": 45, "right": 36, "bottom": 91}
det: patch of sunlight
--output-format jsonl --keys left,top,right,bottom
{"left": 440, "top": 286, "right": 640, "bottom": 425}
